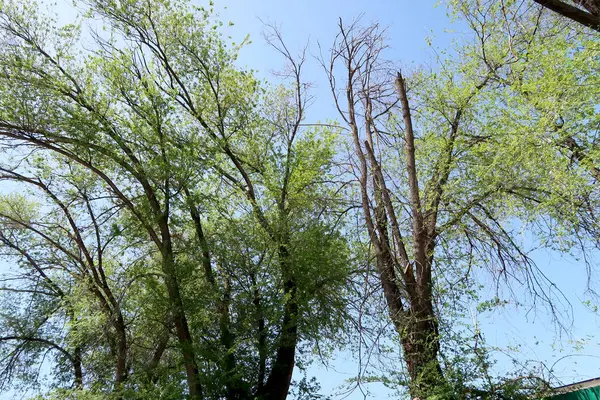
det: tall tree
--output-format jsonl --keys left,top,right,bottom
{"left": 0, "top": 1, "right": 350, "bottom": 399}
{"left": 323, "top": 16, "right": 599, "bottom": 399}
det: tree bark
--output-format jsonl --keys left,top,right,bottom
{"left": 261, "top": 280, "right": 297, "bottom": 400}
{"left": 395, "top": 71, "right": 445, "bottom": 399}
{"left": 533, "top": 0, "right": 600, "bottom": 31}
{"left": 401, "top": 281, "right": 444, "bottom": 398}
{"left": 259, "top": 246, "right": 298, "bottom": 400}
{"left": 73, "top": 346, "right": 83, "bottom": 389}
{"left": 252, "top": 274, "right": 267, "bottom": 394}
{"left": 160, "top": 223, "right": 203, "bottom": 399}
{"left": 114, "top": 315, "right": 128, "bottom": 385}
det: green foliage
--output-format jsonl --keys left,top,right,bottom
{"left": 0, "top": 0, "right": 598, "bottom": 399}
{"left": 0, "top": 0, "right": 351, "bottom": 398}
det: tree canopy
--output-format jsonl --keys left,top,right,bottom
{"left": 0, "top": 0, "right": 599, "bottom": 399}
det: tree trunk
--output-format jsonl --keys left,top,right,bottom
{"left": 327, "top": 22, "right": 449, "bottom": 399}
{"left": 400, "top": 290, "right": 444, "bottom": 398}
{"left": 114, "top": 315, "right": 128, "bottom": 385}
{"left": 73, "top": 346, "right": 83, "bottom": 389}
{"left": 378, "top": 254, "right": 444, "bottom": 398}
{"left": 66, "top": 307, "right": 83, "bottom": 389}
{"left": 161, "top": 228, "right": 203, "bottom": 399}
{"left": 261, "top": 279, "right": 297, "bottom": 400}
{"left": 220, "top": 277, "right": 250, "bottom": 400}
{"left": 259, "top": 246, "right": 298, "bottom": 400}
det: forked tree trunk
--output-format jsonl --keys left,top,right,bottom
{"left": 326, "top": 21, "right": 447, "bottom": 399}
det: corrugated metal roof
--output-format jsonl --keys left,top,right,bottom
{"left": 554, "top": 378, "right": 600, "bottom": 394}
{"left": 549, "top": 378, "right": 600, "bottom": 399}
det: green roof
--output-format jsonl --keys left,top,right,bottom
{"left": 548, "top": 379, "right": 600, "bottom": 400}
{"left": 550, "top": 387, "right": 600, "bottom": 399}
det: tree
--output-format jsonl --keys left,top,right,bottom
{"left": 0, "top": 1, "right": 350, "bottom": 399}
{"left": 0, "top": 165, "right": 128, "bottom": 391}
{"left": 448, "top": 0, "right": 600, "bottom": 238}
{"left": 322, "top": 15, "right": 600, "bottom": 399}
{"left": 1, "top": 0, "right": 599, "bottom": 399}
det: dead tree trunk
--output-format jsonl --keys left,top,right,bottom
{"left": 324, "top": 20, "right": 462, "bottom": 398}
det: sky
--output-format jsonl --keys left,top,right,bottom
{"left": 218, "top": 0, "right": 457, "bottom": 123}
{"left": 2, "top": 0, "right": 600, "bottom": 399}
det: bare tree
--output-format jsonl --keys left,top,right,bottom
{"left": 322, "top": 19, "right": 449, "bottom": 397}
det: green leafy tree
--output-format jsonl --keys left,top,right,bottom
{"left": 0, "top": 1, "right": 351, "bottom": 399}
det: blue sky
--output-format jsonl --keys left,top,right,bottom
{"left": 218, "top": 0, "right": 456, "bottom": 122}
{"left": 3, "top": 0, "right": 600, "bottom": 399}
